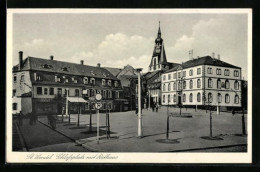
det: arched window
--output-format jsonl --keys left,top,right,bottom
{"left": 183, "top": 94, "right": 186, "bottom": 102}
{"left": 197, "top": 79, "right": 201, "bottom": 88}
{"left": 218, "top": 93, "right": 222, "bottom": 103}
{"left": 234, "top": 70, "right": 239, "bottom": 77}
{"left": 197, "top": 92, "right": 201, "bottom": 102}
{"left": 178, "top": 81, "right": 181, "bottom": 90}
{"left": 217, "top": 79, "right": 221, "bottom": 89}
{"left": 90, "top": 78, "right": 95, "bottom": 85}
{"left": 189, "top": 69, "right": 193, "bottom": 76}
{"left": 225, "top": 94, "right": 230, "bottom": 103}
{"left": 234, "top": 80, "right": 239, "bottom": 90}
{"left": 225, "top": 79, "right": 230, "bottom": 89}
{"left": 173, "top": 82, "right": 176, "bottom": 90}
{"left": 208, "top": 92, "right": 213, "bottom": 103}
{"left": 168, "top": 94, "right": 171, "bottom": 103}
{"left": 168, "top": 83, "right": 171, "bottom": 91}
{"left": 183, "top": 81, "right": 186, "bottom": 89}
{"left": 235, "top": 95, "right": 239, "bottom": 104}
{"left": 189, "top": 93, "right": 193, "bottom": 102}
{"left": 190, "top": 80, "right": 193, "bottom": 89}
{"left": 208, "top": 78, "right": 213, "bottom": 88}
{"left": 173, "top": 94, "right": 176, "bottom": 102}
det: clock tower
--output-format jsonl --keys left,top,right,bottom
{"left": 149, "top": 22, "right": 168, "bottom": 72}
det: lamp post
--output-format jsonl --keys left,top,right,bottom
{"left": 65, "top": 88, "right": 69, "bottom": 118}
{"left": 166, "top": 97, "right": 170, "bottom": 140}
{"left": 136, "top": 68, "right": 143, "bottom": 138}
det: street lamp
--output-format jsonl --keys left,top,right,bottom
{"left": 136, "top": 68, "right": 143, "bottom": 138}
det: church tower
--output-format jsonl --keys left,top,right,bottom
{"left": 148, "top": 22, "right": 168, "bottom": 72}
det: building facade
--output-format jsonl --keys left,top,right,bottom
{"left": 12, "top": 51, "right": 124, "bottom": 115}
{"left": 161, "top": 56, "right": 242, "bottom": 110}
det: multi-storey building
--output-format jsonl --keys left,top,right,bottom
{"left": 12, "top": 51, "right": 123, "bottom": 115}
{"left": 161, "top": 56, "right": 242, "bottom": 110}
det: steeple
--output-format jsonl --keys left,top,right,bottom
{"left": 158, "top": 21, "right": 161, "bottom": 38}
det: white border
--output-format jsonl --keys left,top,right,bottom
{"left": 6, "top": 9, "right": 252, "bottom": 163}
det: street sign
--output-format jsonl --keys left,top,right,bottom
{"left": 95, "top": 93, "right": 102, "bottom": 101}
{"left": 95, "top": 102, "right": 102, "bottom": 109}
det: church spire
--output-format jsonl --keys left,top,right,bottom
{"left": 158, "top": 21, "right": 161, "bottom": 38}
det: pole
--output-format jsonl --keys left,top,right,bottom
{"left": 97, "top": 109, "right": 100, "bottom": 144}
{"left": 65, "top": 88, "right": 69, "bottom": 117}
{"left": 242, "top": 108, "right": 246, "bottom": 135}
{"left": 138, "top": 72, "right": 142, "bottom": 137}
{"left": 148, "top": 90, "right": 150, "bottom": 110}
{"left": 89, "top": 102, "right": 92, "bottom": 132}
{"left": 210, "top": 107, "right": 212, "bottom": 137}
{"left": 108, "top": 109, "right": 110, "bottom": 138}
{"left": 77, "top": 105, "right": 80, "bottom": 127}
{"left": 166, "top": 102, "right": 169, "bottom": 140}
{"left": 68, "top": 106, "right": 71, "bottom": 124}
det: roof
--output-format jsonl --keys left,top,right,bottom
{"left": 143, "top": 70, "right": 160, "bottom": 80}
{"left": 103, "top": 67, "right": 122, "bottom": 77}
{"left": 15, "top": 57, "right": 119, "bottom": 81}
{"left": 164, "top": 56, "right": 241, "bottom": 73}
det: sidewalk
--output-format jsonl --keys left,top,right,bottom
{"left": 38, "top": 107, "right": 248, "bottom": 152}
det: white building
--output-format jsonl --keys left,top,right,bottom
{"left": 161, "top": 56, "right": 242, "bottom": 110}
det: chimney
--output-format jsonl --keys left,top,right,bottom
{"left": 97, "top": 63, "right": 101, "bottom": 68}
{"left": 212, "top": 52, "right": 215, "bottom": 58}
{"left": 19, "top": 51, "right": 23, "bottom": 70}
{"left": 50, "top": 55, "right": 54, "bottom": 60}
{"left": 217, "top": 54, "right": 220, "bottom": 60}
{"left": 80, "top": 60, "right": 84, "bottom": 65}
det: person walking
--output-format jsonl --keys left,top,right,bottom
{"left": 156, "top": 102, "right": 159, "bottom": 112}
{"left": 33, "top": 114, "right": 38, "bottom": 125}
{"left": 152, "top": 102, "right": 154, "bottom": 112}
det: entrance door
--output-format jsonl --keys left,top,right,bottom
{"left": 178, "top": 95, "right": 182, "bottom": 105}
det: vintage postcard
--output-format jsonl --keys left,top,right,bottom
{"left": 6, "top": 9, "right": 252, "bottom": 163}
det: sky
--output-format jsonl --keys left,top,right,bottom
{"left": 12, "top": 12, "right": 249, "bottom": 79}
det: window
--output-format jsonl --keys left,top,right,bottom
{"left": 197, "top": 93, "right": 201, "bottom": 102}
{"left": 217, "top": 68, "right": 222, "bottom": 75}
{"left": 197, "top": 68, "right": 201, "bottom": 75}
{"left": 103, "top": 90, "right": 107, "bottom": 98}
{"left": 57, "top": 88, "right": 62, "bottom": 95}
{"left": 108, "top": 80, "right": 111, "bottom": 86}
{"left": 74, "top": 79, "right": 77, "bottom": 84}
{"left": 13, "top": 89, "right": 16, "bottom": 97}
{"left": 115, "top": 91, "right": 120, "bottom": 99}
{"left": 225, "top": 79, "right": 230, "bottom": 89}
{"left": 189, "top": 80, "right": 193, "bottom": 89}
{"left": 225, "top": 94, "right": 230, "bottom": 103}
{"left": 102, "top": 79, "right": 106, "bottom": 86}
{"left": 85, "top": 103, "right": 89, "bottom": 110}
{"left": 21, "top": 75, "right": 24, "bottom": 81}
{"left": 90, "top": 78, "right": 95, "bottom": 85}
{"left": 114, "top": 81, "right": 118, "bottom": 87}
{"left": 234, "top": 80, "right": 239, "bottom": 90}
{"left": 208, "top": 93, "right": 213, "bottom": 103}
{"left": 49, "top": 88, "right": 54, "bottom": 95}
{"left": 163, "top": 84, "right": 166, "bottom": 91}
{"left": 168, "top": 83, "right": 171, "bottom": 91}
{"left": 235, "top": 95, "right": 239, "bottom": 104}
{"left": 75, "top": 89, "right": 79, "bottom": 96}
{"left": 218, "top": 93, "right": 222, "bottom": 103}
{"left": 234, "top": 70, "right": 239, "bottom": 77}
{"left": 13, "top": 103, "right": 17, "bottom": 110}
{"left": 173, "top": 82, "right": 176, "bottom": 90}
{"left": 207, "top": 67, "right": 212, "bottom": 74}
{"left": 103, "top": 103, "right": 107, "bottom": 110}
{"left": 163, "top": 75, "right": 166, "bottom": 81}
{"left": 163, "top": 95, "right": 165, "bottom": 103}
{"left": 108, "top": 90, "right": 112, "bottom": 98}
{"left": 183, "top": 81, "right": 186, "bottom": 89}
{"left": 168, "top": 74, "right": 171, "bottom": 80}
{"left": 183, "top": 94, "right": 186, "bottom": 102}
{"left": 189, "top": 93, "right": 193, "bottom": 102}
{"left": 84, "top": 77, "right": 88, "bottom": 84}
{"left": 44, "top": 88, "right": 48, "bottom": 95}
{"left": 197, "top": 79, "right": 201, "bottom": 88}
{"left": 173, "top": 73, "right": 177, "bottom": 79}
{"left": 173, "top": 94, "right": 176, "bottom": 102}
{"left": 217, "top": 79, "right": 221, "bottom": 89}
{"left": 224, "top": 69, "right": 230, "bottom": 76}
{"left": 178, "top": 81, "right": 181, "bottom": 90}
{"left": 108, "top": 103, "right": 112, "bottom": 110}
{"left": 14, "top": 75, "right": 17, "bottom": 82}
{"left": 183, "top": 71, "right": 186, "bottom": 77}
{"left": 62, "top": 67, "right": 68, "bottom": 71}
{"left": 35, "top": 73, "right": 41, "bottom": 81}
{"left": 65, "top": 78, "right": 69, "bottom": 83}
{"left": 208, "top": 78, "right": 213, "bottom": 88}
{"left": 189, "top": 69, "right": 193, "bottom": 76}
{"left": 168, "top": 95, "right": 171, "bottom": 103}
{"left": 37, "top": 87, "right": 42, "bottom": 95}
{"left": 65, "top": 89, "right": 70, "bottom": 96}
{"left": 178, "top": 72, "right": 181, "bottom": 78}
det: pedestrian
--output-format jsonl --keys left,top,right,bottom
{"left": 156, "top": 103, "right": 158, "bottom": 112}
{"left": 18, "top": 111, "right": 23, "bottom": 126}
{"left": 151, "top": 102, "right": 154, "bottom": 112}
{"left": 33, "top": 114, "right": 38, "bottom": 125}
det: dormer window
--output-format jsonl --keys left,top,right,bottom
{"left": 74, "top": 79, "right": 77, "bottom": 84}
{"left": 65, "top": 78, "right": 69, "bottom": 83}
{"left": 103, "top": 73, "right": 107, "bottom": 77}
{"left": 34, "top": 73, "right": 42, "bottom": 81}
{"left": 90, "top": 78, "right": 95, "bottom": 85}
{"left": 108, "top": 80, "right": 111, "bottom": 86}
{"left": 115, "top": 81, "right": 118, "bottom": 87}
{"left": 71, "top": 77, "right": 74, "bottom": 81}
{"left": 83, "top": 77, "right": 88, "bottom": 84}
{"left": 90, "top": 71, "right": 96, "bottom": 76}
{"left": 62, "top": 67, "right": 68, "bottom": 71}
{"left": 55, "top": 75, "right": 61, "bottom": 83}
{"left": 42, "top": 64, "right": 53, "bottom": 69}
{"left": 102, "top": 79, "right": 106, "bottom": 86}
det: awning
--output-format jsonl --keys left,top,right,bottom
{"left": 67, "top": 97, "right": 87, "bottom": 103}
